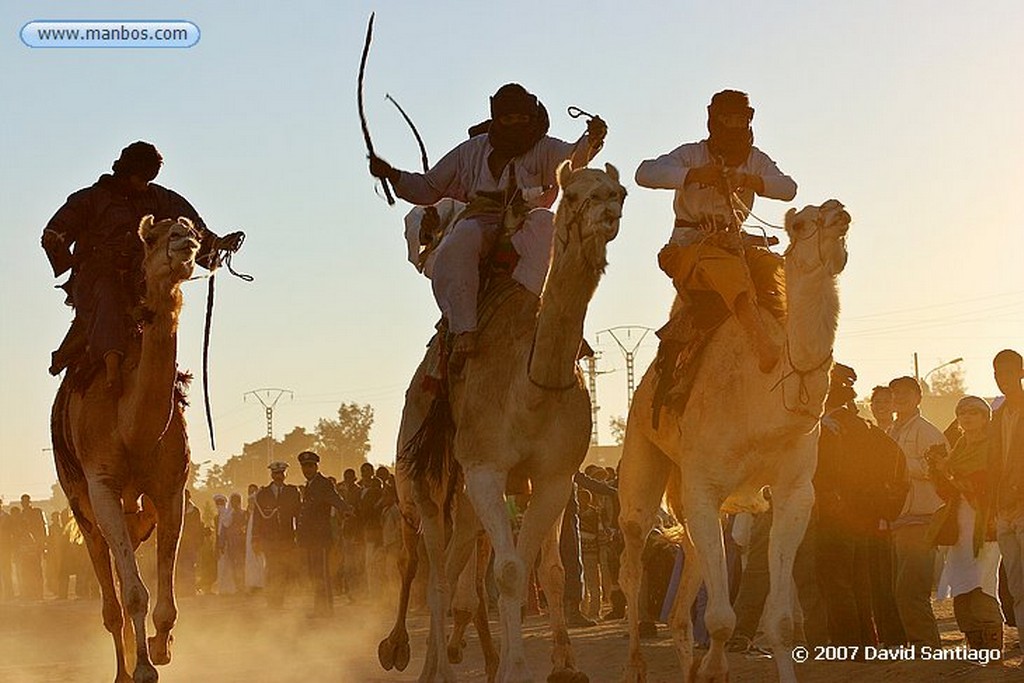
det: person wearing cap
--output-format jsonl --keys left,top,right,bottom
{"left": 635, "top": 90, "right": 797, "bottom": 373}
{"left": 41, "top": 141, "right": 244, "bottom": 393}
{"left": 295, "top": 451, "right": 352, "bottom": 616}
{"left": 253, "top": 461, "right": 302, "bottom": 608}
{"left": 926, "top": 395, "right": 1003, "bottom": 653}
{"left": 369, "top": 83, "right": 608, "bottom": 368}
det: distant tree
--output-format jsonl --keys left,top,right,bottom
{"left": 610, "top": 415, "right": 627, "bottom": 446}
{"left": 279, "top": 426, "right": 317, "bottom": 460}
{"left": 927, "top": 365, "right": 966, "bottom": 397}
{"left": 194, "top": 404, "right": 374, "bottom": 491}
{"left": 202, "top": 463, "right": 229, "bottom": 491}
{"left": 315, "top": 402, "right": 374, "bottom": 476}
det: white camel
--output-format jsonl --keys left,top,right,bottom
{"left": 404, "top": 162, "right": 626, "bottom": 683}
{"left": 618, "top": 200, "right": 851, "bottom": 683}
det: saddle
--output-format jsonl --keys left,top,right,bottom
{"left": 651, "top": 291, "right": 730, "bottom": 429}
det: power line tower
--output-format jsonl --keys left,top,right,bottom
{"left": 598, "top": 326, "right": 654, "bottom": 408}
{"left": 581, "top": 352, "right": 614, "bottom": 445}
{"left": 243, "top": 388, "right": 293, "bottom": 467}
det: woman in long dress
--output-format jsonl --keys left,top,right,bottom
{"left": 927, "top": 396, "right": 1003, "bottom": 652}
{"left": 214, "top": 494, "right": 235, "bottom": 595}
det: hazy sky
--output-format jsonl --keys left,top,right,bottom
{"left": 2, "top": 1, "right": 1022, "bottom": 500}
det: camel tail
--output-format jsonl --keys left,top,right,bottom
{"left": 399, "top": 390, "right": 456, "bottom": 489}
{"left": 50, "top": 376, "right": 93, "bottom": 534}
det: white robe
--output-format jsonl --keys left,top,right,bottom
{"left": 940, "top": 499, "right": 1000, "bottom": 599}
{"left": 244, "top": 500, "right": 265, "bottom": 590}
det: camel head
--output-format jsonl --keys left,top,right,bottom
{"left": 783, "top": 199, "right": 850, "bottom": 276}
{"left": 553, "top": 161, "right": 626, "bottom": 271}
{"left": 139, "top": 216, "right": 201, "bottom": 284}
{"left": 138, "top": 216, "right": 201, "bottom": 312}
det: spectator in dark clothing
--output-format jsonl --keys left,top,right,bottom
{"left": 253, "top": 461, "right": 302, "bottom": 608}
{"left": 560, "top": 470, "right": 617, "bottom": 627}
{"left": 814, "top": 364, "right": 877, "bottom": 647}
{"left": 866, "top": 386, "right": 909, "bottom": 646}
{"left": 177, "top": 490, "right": 205, "bottom": 596}
{"left": 297, "top": 451, "right": 352, "bottom": 616}
{"left": 359, "top": 476, "right": 385, "bottom": 600}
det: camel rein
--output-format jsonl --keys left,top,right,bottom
{"left": 769, "top": 342, "right": 832, "bottom": 420}
{"left": 191, "top": 238, "right": 253, "bottom": 450}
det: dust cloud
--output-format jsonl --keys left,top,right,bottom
{"left": 2, "top": 595, "right": 1023, "bottom": 681}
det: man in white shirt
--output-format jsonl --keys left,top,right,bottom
{"left": 887, "top": 376, "right": 947, "bottom": 648}
{"left": 634, "top": 90, "right": 796, "bottom": 372}
{"left": 369, "top": 83, "right": 606, "bottom": 367}
{"left": 992, "top": 349, "right": 1024, "bottom": 652}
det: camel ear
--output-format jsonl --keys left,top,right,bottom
{"left": 783, "top": 207, "right": 798, "bottom": 234}
{"left": 139, "top": 215, "right": 155, "bottom": 242}
{"left": 603, "top": 163, "right": 619, "bottom": 183}
{"left": 557, "top": 159, "right": 574, "bottom": 189}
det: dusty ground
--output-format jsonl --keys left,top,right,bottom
{"left": 1, "top": 596, "right": 1021, "bottom": 682}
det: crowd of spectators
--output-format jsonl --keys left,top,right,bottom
{"left": 4, "top": 348, "right": 1023, "bottom": 666}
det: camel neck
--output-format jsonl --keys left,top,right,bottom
{"left": 529, "top": 239, "right": 599, "bottom": 389}
{"left": 784, "top": 262, "right": 838, "bottom": 371}
{"left": 122, "top": 287, "right": 181, "bottom": 453}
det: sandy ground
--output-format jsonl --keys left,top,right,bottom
{"left": 1, "top": 595, "right": 1022, "bottom": 682}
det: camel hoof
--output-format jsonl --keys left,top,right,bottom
{"left": 132, "top": 662, "right": 159, "bottom": 683}
{"left": 378, "top": 638, "right": 396, "bottom": 671}
{"left": 621, "top": 663, "right": 647, "bottom": 683}
{"left": 147, "top": 634, "right": 172, "bottom": 666}
{"left": 548, "top": 669, "right": 589, "bottom": 683}
{"left": 394, "top": 636, "right": 411, "bottom": 672}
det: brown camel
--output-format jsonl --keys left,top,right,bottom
{"left": 50, "top": 216, "right": 201, "bottom": 683}
{"left": 404, "top": 161, "right": 625, "bottom": 683}
{"left": 618, "top": 200, "right": 851, "bottom": 683}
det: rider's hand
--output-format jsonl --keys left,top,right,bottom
{"left": 217, "top": 231, "right": 245, "bottom": 253}
{"left": 369, "top": 154, "right": 399, "bottom": 183}
{"left": 586, "top": 116, "right": 608, "bottom": 147}
{"left": 725, "top": 169, "right": 763, "bottom": 194}
{"left": 687, "top": 164, "right": 724, "bottom": 187}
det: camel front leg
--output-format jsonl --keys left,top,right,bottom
{"left": 464, "top": 464, "right": 527, "bottom": 683}
{"left": 80, "top": 520, "right": 133, "bottom": 683}
{"left": 664, "top": 477, "right": 703, "bottom": 682}
{"left": 88, "top": 477, "right": 157, "bottom": 683}
{"left": 617, "top": 431, "right": 672, "bottom": 683}
{"left": 534, "top": 506, "right": 589, "bottom": 683}
{"left": 472, "top": 535, "right": 500, "bottom": 683}
{"left": 764, "top": 447, "right": 816, "bottom": 683}
{"left": 148, "top": 490, "right": 183, "bottom": 666}
{"left": 413, "top": 478, "right": 457, "bottom": 683}
{"left": 681, "top": 487, "right": 732, "bottom": 683}
{"left": 445, "top": 490, "right": 483, "bottom": 667}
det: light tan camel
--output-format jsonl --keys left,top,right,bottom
{"left": 50, "top": 216, "right": 200, "bottom": 683}
{"left": 403, "top": 162, "right": 625, "bottom": 683}
{"left": 618, "top": 200, "right": 851, "bottom": 683}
